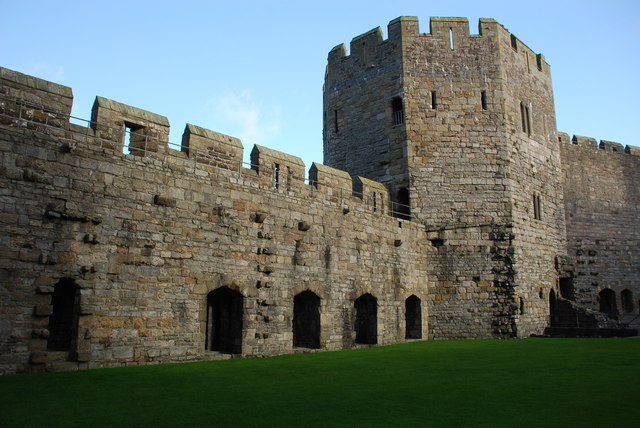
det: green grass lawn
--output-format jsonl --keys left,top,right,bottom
{"left": 1, "top": 338, "right": 638, "bottom": 427}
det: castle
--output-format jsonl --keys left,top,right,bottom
{"left": 0, "top": 16, "right": 638, "bottom": 374}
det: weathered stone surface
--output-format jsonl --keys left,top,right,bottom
{"left": 0, "top": 16, "right": 638, "bottom": 375}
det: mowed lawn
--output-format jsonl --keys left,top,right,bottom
{"left": 1, "top": 338, "right": 638, "bottom": 427}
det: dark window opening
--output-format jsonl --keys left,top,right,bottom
{"left": 206, "top": 287, "right": 243, "bottom": 354}
{"left": 431, "top": 91, "right": 438, "bottom": 109}
{"left": 510, "top": 34, "right": 518, "bottom": 51}
{"left": 354, "top": 293, "right": 377, "bottom": 344}
{"left": 536, "top": 54, "right": 543, "bottom": 71}
{"left": 525, "top": 105, "right": 531, "bottom": 135}
{"left": 533, "top": 193, "right": 542, "bottom": 220}
{"left": 520, "top": 297, "right": 525, "bottom": 314}
{"left": 124, "top": 122, "right": 145, "bottom": 155}
{"left": 273, "top": 163, "right": 280, "bottom": 189}
{"left": 599, "top": 288, "right": 618, "bottom": 319}
{"left": 47, "top": 278, "right": 80, "bottom": 352}
{"left": 559, "top": 277, "right": 575, "bottom": 301}
{"left": 372, "top": 192, "right": 378, "bottom": 212}
{"left": 481, "top": 91, "right": 488, "bottom": 110}
{"left": 293, "top": 291, "right": 321, "bottom": 349}
{"left": 360, "top": 42, "right": 366, "bottom": 65}
{"left": 392, "top": 97, "right": 404, "bottom": 125}
{"left": 405, "top": 295, "right": 422, "bottom": 339}
{"left": 394, "top": 187, "right": 411, "bottom": 220}
{"left": 334, "top": 110, "right": 338, "bottom": 133}
{"left": 520, "top": 102, "right": 531, "bottom": 134}
{"left": 449, "top": 27, "right": 454, "bottom": 50}
{"left": 621, "top": 289, "right": 634, "bottom": 313}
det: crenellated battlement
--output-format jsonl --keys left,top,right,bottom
{"left": 558, "top": 131, "right": 639, "bottom": 156}
{"left": 327, "top": 16, "right": 549, "bottom": 73}
{"left": 0, "top": 66, "right": 411, "bottom": 220}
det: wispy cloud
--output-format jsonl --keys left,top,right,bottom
{"left": 27, "top": 63, "right": 65, "bottom": 82}
{"left": 210, "top": 90, "right": 281, "bottom": 145}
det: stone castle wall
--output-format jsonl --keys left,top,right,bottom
{"left": 1, "top": 16, "right": 639, "bottom": 374}
{"left": 558, "top": 133, "right": 640, "bottom": 323}
{"left": 0, "top": 67, "right": 433, "bottom": 374}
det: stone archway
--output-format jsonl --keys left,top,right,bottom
{"left": 405, "top": 295, "right": 422, "bottom": 339}
{"left": 599, "top": 288, "right": 617, "bottom": 319}
{"left": 206, "top": 287, "right": 243, "bottom": 354}
{"left": 47, "top": 278, "right": 80, "bottom": 352}
{"left": 293, "top": 290, "right": 321, "bottom": 349}
{"left": 354, "top": 293, "right": 377, "bottom": 344}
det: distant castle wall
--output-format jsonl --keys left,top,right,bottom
{"left": 558, "top": 132, "right": 640, "bottom": 320}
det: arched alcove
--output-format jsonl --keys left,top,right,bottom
{"left": 205, "top": 287, "right": 244, "bottom": 354}
{"left": 405, "top": 295, "right": 422, "bottom": 339}
{"left": 354, "top": 293, "right": 377, "bottom": 344}
{"left": 293, "top": 290, "right": 321, "bottom": 349}
{"left": 47, "top": 278, "right": 80, "bottom": 352}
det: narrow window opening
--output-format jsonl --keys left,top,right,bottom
{"left": 481, "top": 91, "right": 488, "bottom": 110}
{"left": 372, "top": 192, "right": 377, "bottom": 212}
{"left": 47, "top": 278, "right": 80, "bottom": 352}
{"left": 449, "top": 27, "right": 454, "bottom": 50}
{"left": 532, "top": 193, "right": 542, "bottom": 220}
{"left": 286, "top": 166, "right": 292, "bottom": 191}
{"left": 293, "top": 291, "right": 321, "bottom": 349}
{"left": 360, "top": 42, "right": 366, "bottom": 65}
{"left": 520, "top": 102, "right": 527, "bottom": 132}
{"left": 519, "top": 297, "right": 525, "bottom": 314}
{"left": 123, "top": 122, "right": 145, "bottom": 155}
{"left": 334, "top": 110, "right": 338, "bottom": 133}
{"left": 206, "top": 287, "right": 244, "bottom": 354}
{"left": 526, "top": 52, "right": 531, "bottom": 73}
{"left": 391, "top": 97, "right": 404, "bottom": 125}
{"left": 354, "top": 293, "right": 377, "bottom": 344}
{"left": 536, "top": 54, "right": 543, "bottom": 71}
{"left": 273, "top": 163, "right": 280, "bottom": 189}
{"left": 405, "top": 295, "right": 422, "bottom": 339}
{"left": 525, "top": 105, "right": 532, "bottom": 136}
{"left": 431, "top": 91, "right": 437, "bottom": 110}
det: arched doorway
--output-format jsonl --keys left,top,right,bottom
{"left": 47, "top": 278, "right": 80, "bottom": 351}
{"left": 354, "top": 293, "right": 377, "bottom": 344}
{"left": 206, "top": 287, "right": 243, "bottom": 354}
{"left": 599, "top": 288, "right": 617, "bottom": 319}
{"left": 621, "top": 289, "right": 634, "bottom": 313}
{"left": 293, "top": 290, "right": 320, "bottom": 349}
{"left": 405, "top": 295, "right": 422, "bottom": 339}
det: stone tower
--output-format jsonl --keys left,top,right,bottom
{"left": 324, "top": 17, "right": 567, "bottom": 338}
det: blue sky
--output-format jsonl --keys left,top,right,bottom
{"left": 1, "top": 0, "right": 639, "bottom": 168}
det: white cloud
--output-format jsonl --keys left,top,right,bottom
{"left": 28, "top": 63, "right": 65, "bottom": 82}
{"left": 211, "top": 90, "right": 281, "bottom": 145}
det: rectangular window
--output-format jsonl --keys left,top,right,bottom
{"left": 392, "top": 97, "right": 404, "bottom": 125}
{"left": 449, "top": 28, "right": 454, "bottom": 50}
{"left": 481, "top": 91, "right": 488, "bottom": 110}
{"left": 274, "top": 163, "right": 280, "bottom": 189}
{"left": 431, "top": 91, "right": 437, "bottom": 110}
{"left": 334, "top": 110, "right": 338, "bottom": 133}
{"left": 510, "top": 34, "right": 518, "bottom": 51}
{"left": 533, "top": 194, "right": 542, "bottom": 220}
{"left": 520, "top": 102, "right": 531, "bottom": 135}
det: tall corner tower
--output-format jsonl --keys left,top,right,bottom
{"left": 323, "top": 16, "right": 567, "bottom": 338}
